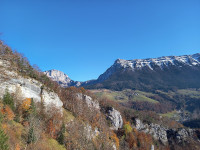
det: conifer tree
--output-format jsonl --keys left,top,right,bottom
{"left": 57, "top": 123, "right": 66, "bottom": 145}
{"left": 0, "top": 128, "right": 9, "bottom": 150}
{"left": 0, "top": 111, "right": 9, "bottom": 150}
{"left": 3, "top": 89, "right": 15, "bottom": 111}
{"left": 30, "top": 98, "right": 36, "bottom": 116}
{"left": 27, "top": 126, "right": 36, "bottom": 144}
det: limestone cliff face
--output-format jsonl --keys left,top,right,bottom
{"left": 0, "top": 59, "right": 63, "bottom": 111}
{"left": 106, "top": 107, "right": 123, "bottom": 130}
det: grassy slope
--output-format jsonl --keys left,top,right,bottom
{"left": 91, "top": 89, "right": 158, "bottom": 103}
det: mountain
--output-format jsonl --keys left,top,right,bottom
{"left": 44, "top": 69, "right": 82, "bottom": 87}
{"left": 2, "top": 41, "right": 200, "bottom": 150}
{"left": 86, "top": 53, "right": 200, "bottom": 91}
{"left": 44, "top": 69, "right": 96, "bottom": 87}
{"left": 45, "top": 53, "right": 200, "bottom": 91}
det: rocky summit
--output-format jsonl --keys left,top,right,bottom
{"left": 44, "top": 69, "right": 81, "bottom": 87}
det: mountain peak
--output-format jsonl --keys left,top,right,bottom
{"left": 44, "top": 69, "right": 70, "bottom": 80}
{"left": 113, "top": 53, "right": 200, "bottom": 71}
{"left": 44, "top": 69, "right": 78, "bottom": 87}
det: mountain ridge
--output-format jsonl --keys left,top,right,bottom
{"left": 45, "top": 53, "right": 200, "bottom": 90}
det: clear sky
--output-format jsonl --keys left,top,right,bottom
{"left": 0, "top": 0, "right": 200, "bottom": 81}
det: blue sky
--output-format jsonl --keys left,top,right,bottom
{"left": 0, "top": 0, "right": 200, "bottom": 81}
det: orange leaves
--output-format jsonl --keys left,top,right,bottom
{"left": 1, "top": 105, "right": 15, "bottom": 121}
{"left": 111, "top": 132, "right": 119, "bottom": 148}
{"left": 137, "top": 132, "right": 152, "bottom": 149}
{"left": 127, "top": 132, "right": 137, "bottom": 149}
{"left": 15, "top": 144, "right": 20, "bottom": 150}
{"left": 22, "top": 98, "right": 32, "bottom": 110}
{"left": 47, "top": 119, "right": 56, "bottom": 138}
{"left": 91, "top": 113, "right": 100, "bottom": 128}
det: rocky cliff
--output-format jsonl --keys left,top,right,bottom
{"left": 0, "top": 59, "right": 63, "bottom": 111}
{"left": 133, "top": 118, "right": 195, "bottom": 145}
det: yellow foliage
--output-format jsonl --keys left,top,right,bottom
{"left": 22, "top": 98, "right": 31, "bottom": 110}
{"left": 123, "top": 121, "right": 132, "bottom": 134}
{"left": 12, "top": 121, "right": 24, "bottom": 140}
{"left": 2, "top": 123, "right": 8, "bottom": 130}
{"left": 47, "top": 138, "right": 66, "bottom": 150}
{"left": 63, "top": 109, "right": 74, "bottom": 123}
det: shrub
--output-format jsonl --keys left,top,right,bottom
{"left": 57, "top": 123, "right": 65, "bottom": 145}
{"left": 123, "top": 122, "right": 132, "bottom": 135}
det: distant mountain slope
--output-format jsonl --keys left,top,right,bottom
{"left": 44, "top": 69, "right": 95, "bottom": 87}
{"left": 45, "top": 53, "right": 200, "bottom": 91}
{"left": 44, "top": 70, "right": 81, "bottom": 87}
{"left": 86, "top": 53, "right": 200, "bottom": 91}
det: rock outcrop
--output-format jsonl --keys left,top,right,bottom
{"left": 106, "top": 107, "right": 123, "bottom": 130}
{"left": 133, "top": 118, "right": 194, "bottom": 145}
{"left": 134, "top": 118, "right": 168, "bottom": 144}
{"left": 84, "top": 124, "right": 99, "bottom": 140}
{"left": 148, "top": 123, "right": 168, "bottom": 144}
{"left": 76, "top": 93, "right": 100, "bottom": 110}
{"left": 0, "top": 59, "right": 63, "bottom": 112}
{"left": 167, "top": 128, "right": 194, "bottom": 144}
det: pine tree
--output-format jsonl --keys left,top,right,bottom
{"left": 27, "top": 126, "right": 36, "bottom": 144}
{"left": 30, "top": 98, "right": 36, "bottom": 116}
{"left": 57, "top": 123, "right": 65, "bottom": 145}
{"left": 3, "top": 89, "right": 15, "bottom": 111}
{"left": 0, "top": 124, "right": 9, "bottom": 150}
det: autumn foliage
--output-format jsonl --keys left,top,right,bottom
{"left": 1, "top": 106, "right": 15, "bottom": 121}
{"left": 111, "top": 132, "right": 120, "bottom": 148}
{"left": 22, "top": 98, "right": 32, "bottom": 110}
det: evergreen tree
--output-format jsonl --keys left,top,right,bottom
{"left": 0, "top": 111, "right": 3, "bottom": 123}
{"left": 30, "top": 98, "right": 37, "bottom": 116}
{"left": 3, "top": 89, "right": 15, "bottom": 111}
{"left": 0, "top": 111, "right": 9, "bottom": 150}
{"left": 0, "top": 128, "right": 9, "bottom": 150}
{"left": 27, "top": 126, "right": 36, "bottom": 144}
{"left": 57, "top": 123, "right": 65, "bottom": 145}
